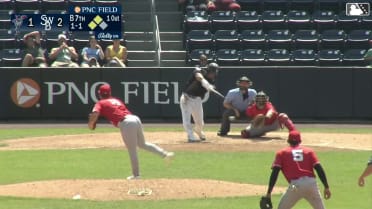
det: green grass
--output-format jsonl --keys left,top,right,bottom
{"left": 0, "top": 125, "right": 371, "bottom": 141}
{"left": 0, "top": 149, "right": 371, "bottom": 209}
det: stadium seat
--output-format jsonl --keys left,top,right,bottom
{"left": 237, "top": 0, "right": 263, "bottom": 13}
{"left": 266, "top": 48, "right": 291, "bottom": 65}
{"left": 183, "top": 10, "right": 210, "bottom": 33}
{"left": 262, "top": 10, "right": 287, "bottom": 31}
{"left": 267, "top": 29, "right": 293, "bottom": 50}
{"left": 70, "top": 31, "right": 94, "bottom": 50}
{"left": 361, "top": 15, "right": 372, "bottom": 30}
{"left": 69, "top": 0, "right": 93, "bottom": 5}
{"left": 293, "top": 29, "right": 319, "bottom": 50}
{"left": 0, "top": 48, "right": 22, "bottom": 67}
{"left": 317, "top": 0, "right": 340, "bottom": 13}
{"left": 312, "top": 10, "right": 337, "bottom": 32}
{"left": 287, "top": 10, "right": 312, "bottom": 32}
{"left": 210, "top": 11, "right": 236, "bottom": 32}
{"left": 240, "top": 29, "right": 266, "bottom": 50}
{"left": 318, "top": 49, "right": 342, "bottom": 66}
{"left": 41, "top": 0, "right": 67, "bottom": 12}
{"left": 0, "top": 29, "right": 17, "bottom": 50}
{"left": 290, "top": 0, "right": 314, "bottom": 13}
{"left": 0, "top": 10, "right": 13, "bottom": 30}
{"left": 342, "top": 49, "right": 368, "bottom": 66}
{"left": 0, "top": 0, "right": 14, "bottom": 10}
{"left": 185, "top": 30, "right": 213, "bottom": 51}
{"left": 215, "top": 49, "right": 240, "bottom": 66}
{"left": 187, "top": 49, "right": 214, "bottom": 65}
{"left": 214, "top": 30, "right": 240, "bottom": 50}
{"left": 319, "top": 29, "right": 346, "bottom": 50}
{"left": 263, "top": 0, "right": 289, "bottom": 13}
{"left": 95, "top": 0, "right": 119, "bottom": 6}
{"left": 241, "top": 49, "right": 266, "bottom": 65}
{"left": 15, "top": 0, "right": 40, "bottom": 12}
{"left": 345, "top": 30, "right": 372, "bottom": 50}
{"left": 292, "top": 49, "right": 317, "bottom": 66}
{"left": 337, "top": 11, "right": 360, "bottom": 32}
{"left": 236, "top": 11, "right": 262, "bottom": 32}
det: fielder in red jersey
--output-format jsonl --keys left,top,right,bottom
{"left": 241, "top": 91, "right": 296, "bottom": 138}
{"left": 264, "top": 131, "right": 331, "bottom": 209}
{"left": 88, "top": 84, "right": 174, "bottom": 180}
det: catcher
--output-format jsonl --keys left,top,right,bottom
{"left": 241, "top": 91, "right": 296, "bottom": 138}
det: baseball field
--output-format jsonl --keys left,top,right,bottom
{"left": 0, "top": 123, "right": 371, "bottom": 209}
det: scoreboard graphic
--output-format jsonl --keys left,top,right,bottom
{"left": 11, "top": 4, "right": 122, "bottom": 39}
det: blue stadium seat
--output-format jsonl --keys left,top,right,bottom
{"left": 313, "top": 10, "right": 337, "bottom": 32}
{"left": 187, "top": 49, "right": 214, "bottom": 65}
{"left": 215, "top": 49, "right": 240, "bottom": 66}
{"left": 267, "top": 29, "right": 293, "bottom": 50}
{"left": 317, "top": 0, "right": 340, "bottom": 13}
{"left": 0, "top": 10, "right": 13, "bottom": 30}
{"left": 361, "top": 15, "right": 372, "bottom": 30}
{"left": 95, "top": 0, "right": 118, "bottom": 6}
{"left": 345, "top": 30, "right": 372, "bottom": 50}
{"left": 266, "top": 48, "right": 291, "bottom": 65}
{"left": 210, "top": 11, "right": 236, "bottom": 32}
{"left": 290, "top": 0, "right": 314, "bottom": 13}
{"left": 15, "top": 0, "right": 40, "bottom": 12}
{"left": 262, "top": 10, "right": 287, "bottom": 31}
{"left": 183, "top": 10, "right": 210, "bottom": 33}
{"left": 292, "top": 49, "right": 317, "bottom": 66}
{"left": 263, "top": 0, "right": 289, "bottom": 13}
{"left": 0, "top": 48, "right": 22, "bottom": 67}
{"left": 241, "top": 49, "right": 266, "bottom": 65}
{"left": 337, "top": 11, "right": 361, "bottom": 32}
{"left": 318, "top": 49, "right": 342, "bottom": 66}
{"left": 342, "top": 49, "right": 368, "bottom": 66}
{"left": 236, "top": 11, "right": 262, "bottom": 32}
{"left": 319, "top": 29, "right": 346, "bottom": 50}
{"left": 287, "top": 10, "right": 312, "bottom": 32}
{"left": 293, "top": 29, "right": 319, "bottom": 50}
{"left": 185, "top": 30, "right": 213, "bottom": 51}
{"left": 240, "top": 29, "right": 266, "bottom": 50}
{"left": 0, "top": 0, "right": 15, "bottom": 10}
{"left": 237, "top": 0, "right": 263, "bottom": 13}
{"left": 0, "top": 29, "right": 17, "bottom": 50}
{"left": 214, "top": 30, "right": 240, "bottom": 50}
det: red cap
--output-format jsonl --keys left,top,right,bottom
{"left": 98, "top": 84, "right": 111, "bottom": 97}
{"left": 288, "top": 130, "right": 301, "bottom": 143}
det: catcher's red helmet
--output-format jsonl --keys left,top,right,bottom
{"left": 98, "top": 84, "right": 111, "bottom": 97}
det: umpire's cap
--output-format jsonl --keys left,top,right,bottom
{"left": 98, "top": 84, "right": 111, "bottom": 97}
{"left": 288, "top": 130, "right": 301, "bottom": 144}
{"left": 236, "top": 76, "right": 252, "bottom": 86}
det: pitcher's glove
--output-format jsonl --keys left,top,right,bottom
{"left": 252, "top": 114, "right": 265, "bottom": 128}
{"left": 260, "top": 196, "right": 273, "bottom": 209}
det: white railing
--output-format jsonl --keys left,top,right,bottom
{"left": 151, "top": 0, "right": 161, "bottom": 66}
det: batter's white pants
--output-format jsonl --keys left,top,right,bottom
{"left": 118, "top": 115, "right": 168, "bottom": 177}
{"left": 180, "top": 94, "right": 205, "bottom": 140}
{"left": 278, "top": 177, "right": 326, "bottom": 209}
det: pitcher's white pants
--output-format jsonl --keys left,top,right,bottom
{"left": 180, "top": 94, "right": 205, "bottom": 140}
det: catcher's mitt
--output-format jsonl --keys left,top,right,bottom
{"left": 260, "top": 196, "right": 273, "bottom": 209}
{"left": 252, "top": 114, "right": 265, "bottom": 128}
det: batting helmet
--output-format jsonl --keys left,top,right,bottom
{"left": 206, "top": 62, "right": 219, "bottom": 74}
{"left": 98, "top": 84, "right": 111, "bottom": 98}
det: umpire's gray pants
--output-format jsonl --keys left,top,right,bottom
{"left": 118, "top": 115, "right": 167, "bottom": 177}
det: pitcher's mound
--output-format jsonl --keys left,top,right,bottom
{"left": 0, "top": 179, "right": 286, "bottom": 201}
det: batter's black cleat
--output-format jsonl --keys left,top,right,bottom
{"left": 188, "top": 139, "right": 200, "bottom": 143}
{"left": 217, "top": 131, "right": 227, "bottom": 136}
{"left": 200, "top": 137, "right": 206, "bottom": 141}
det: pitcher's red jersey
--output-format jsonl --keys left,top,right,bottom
{"left": 272, "top": 145, "right": 320, "bottom": 182}
{"left": 92, "top": 97, "right": 132, "bottom": 127}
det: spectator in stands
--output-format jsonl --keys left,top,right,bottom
{"left": 198, "top": 54, "right": 208, "bottom": 67}
{"left": 21, "top": 31, "right": 47, "bottom": 67}
{"left": 80, "top": 36, "right": 104, "bottom": 67}
{"left": 104, "top": 39, "right": 127, "bottom": 67}
{"left": 364, "top": 41, "right": 372, "bottom": 68}
{"left": 178, "top": 0, "right": 208, "bottom": 12}
{"left": 49, "top": 34, "right": 79, "bottom": 67}
{"left": 207, "top": 0, "right": 241, "bottom": 12}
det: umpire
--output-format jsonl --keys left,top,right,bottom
{"left": 217, "top": 76, "right": 256, "bottom": 136}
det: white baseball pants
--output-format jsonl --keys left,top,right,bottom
{"left": 180, "top": 94, "right": 205, "bottom": 141}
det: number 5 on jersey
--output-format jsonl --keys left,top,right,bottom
{"left": 292, "top": 149, "right": 304, "bottom": 161}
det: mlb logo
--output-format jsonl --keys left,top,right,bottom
{"left": 346, "top": 3, "right": 370, "bottom": 16}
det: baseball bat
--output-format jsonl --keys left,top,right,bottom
{"left": 210, "top": 88, "right": 225, "bottom": 99}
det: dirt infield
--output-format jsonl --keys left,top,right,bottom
{"left": 0, "top": 130, "right": 370, "bottom": 201}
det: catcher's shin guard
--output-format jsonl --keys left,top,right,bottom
{"left": 278, "top": 113, "right": 296, "bottom": 131}
{"left": 241, "top": 129, "right": 250, "bottom": 138}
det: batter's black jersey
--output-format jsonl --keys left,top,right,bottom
{"left": 183, "top": 68, "right": 215, "bottom": 98}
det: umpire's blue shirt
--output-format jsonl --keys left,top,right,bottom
{"left": 224, "top": 88, "right": 257, "bottom": 112}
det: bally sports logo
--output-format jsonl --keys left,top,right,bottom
{"left": 10, "top": 78, "right": 41, "bottom": 108}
